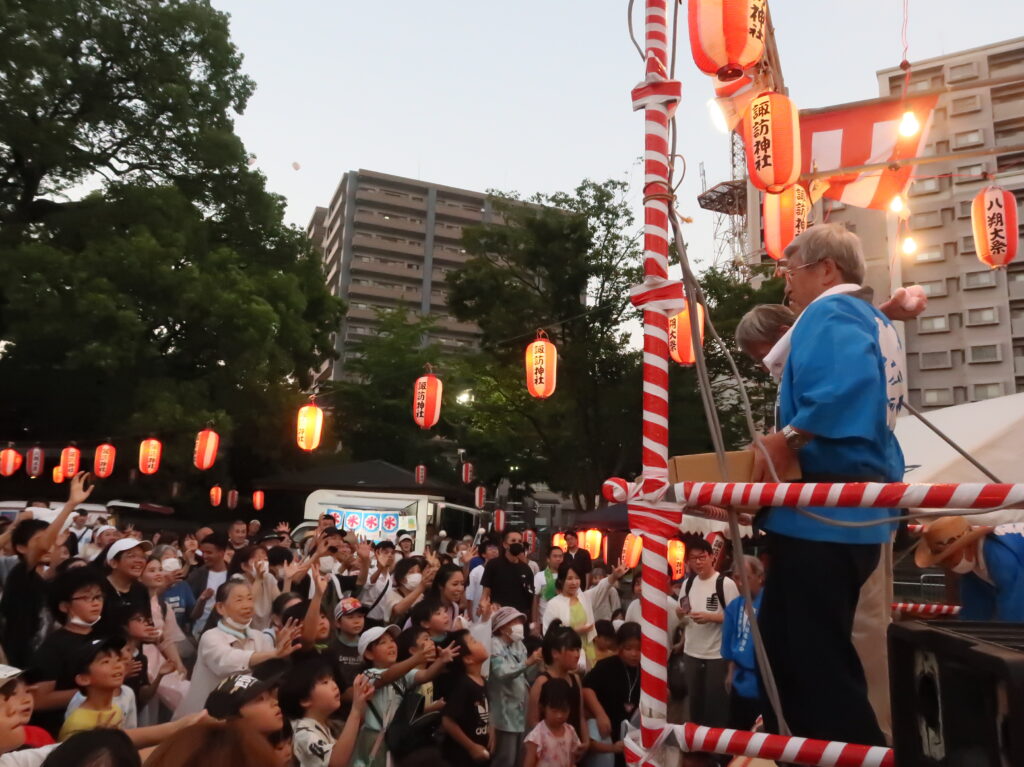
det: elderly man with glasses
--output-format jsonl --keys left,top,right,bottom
{"left": 744, "top": 223, "right": 906, "bottom": 749}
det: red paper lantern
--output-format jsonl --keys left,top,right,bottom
{"left": 688, "top": 0, "right": 766, "bottom": 81}
{"left": 669, "top": 303, "right": 706, "bottom": 365}
{"left": 583, "top": 528, "right": 603, "bottom": 560}
{"left": 252, "top": 490, "right": 265, "bottom": 511}
{"left": 552, "top": 532, "right": 567, "bottom": 551}
{"left": 194, "top": 427, "right": 220, "bottom": 470}
{"left": 493, "top": 508, "right": 507, "bottom": 533}
{"left": 622, "top": 533, "right": 643, "bottom": 569}
{"left": 601, "top": 535, "right": 609, "bottom": 564}
{"left": 524, "top": 529, "right": 537, "bottom": 554}
{"left": 474, "top": 486, "right": 486, "bottom": 509}
{"left": 93, "top": 443, "right": 117, "bottom": 479}
{"left": 742, "top": 91, "right": 801, "bottom": 193}
{"left": 461, "top": 462, "right": 474, "bottom": 484}
{"left": 296, "top": 404, "right": 324, "bottom": 452}
{"left": 61, "top": 445, "right": 81, "bottom": 477}
{"left": 525, "top": 331, "right": 557, "bottom": 399}
{"left": 138, "top": 438, "right": 162, "bottom": 475}
{"left": 210, "top": 485, "right": 223, "bottom": 507}
{"left": 707, "top": 531, "right": 727, "bottom": 570}
{"left": 972, "top": 185, "right": 1019, "bottom": 268}
{"left": 26, "top": 447, "right": 44, "bottom": 479}
{"left": 53, "top": 466, "right": 65, "bottom": 484}
{"left": 668, "top": 539, "right": 687, "bottom": 580}
{"left": 227, "top": 489, "right": 239, "bottom": 510}
{"left": 415, "top": 464, "right": 427, "bottom": 485}
{"left": 412, "top": 371, "right": 443, "bottom": 429}
{"left": 763, "top": 185, "right": 811, "bottom": 261}
{"left": 0, "top": 446, "right": 22, "bottom": 477}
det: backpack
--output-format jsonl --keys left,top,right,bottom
{"left": 367, "top": 683, "right": 443, "bottom": 760}
{"left": 684, "top": 572, "right": 727, "bottom": 613}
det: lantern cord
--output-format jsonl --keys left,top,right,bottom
{"left": 626, "top": 0, "right": 645, "bottom": 61}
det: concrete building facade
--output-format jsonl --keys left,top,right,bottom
{"left": 307, "top": 169, "right": 493, "bottom": 381}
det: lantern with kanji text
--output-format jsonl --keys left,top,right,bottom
{"left": 622, "top": 533, "right": 643, "bottom": 569}
{"left": 763, "top": 184, "right": 810, "bottom": 261}
{"left": 210, "top": 485, "right": 223, "bottom": 507}
{"left": 474, "top": 486, "right": 486, "bottom": 510}
{"left": 61, "top": 445, "right": 81, "bottom": 477}
{"left": 0, "top": 446, "right": 22, "bottom": 477}
{"left": 742, "top": 91, "right": 801, "bottom": 193}
{"left": 415, "top": 464, "right": 427, "bottom": 485}
{"left": 138, "top": 439, "right": 162, "bottom": 475}
{"left": 461, "top": 462, "right": 474, "bottom": 484}
{"left": 296, "top": 403, "right": 324, "bottom": 452}
{"left": 972, "top": 185, "right": 1019, "bottom": 268}
{"left": 26, "top": 447, "right": 44, "bottom": 479}
{"left": 668, "top": 540, "right": 687, "bottom": 580}
{"left": 583, "top": 528, "right": 603, "bottom": 560}
{"left": 525, "top": 331, "right": 557, "bottom": 399}
{"left": 227, "top": 489, "right": 239, "bottom": 510}
{"left": 252, "top": 490, "right": 265, "bottom": 511}
{"left": 93, "top": 443, "right": 116, "bottom": 479}
{"left": 53, "top": 466, "right": 65, "bottom": 484}
{"left": 688, "top": 0, "right": 766, "bottom": 81}
{"left": 412, "top": 367, "right": 443, "bottom": 429}
{"left": 194, "top": 427, "right": 220, "bottom": 470}
{"left": 669, "top": 303, "right": 706, "bottom": 366}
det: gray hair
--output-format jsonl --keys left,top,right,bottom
{"left": 735, "top": 304, "right": 796, "bottom": 355}
{"left": 783, "top": 223, "right": 866, "bottom": 285}
{"left": 734, "top": 554, "right": 764, "bottom": 579}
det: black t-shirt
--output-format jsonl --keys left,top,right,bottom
{"left": 584, "top": 656, "right": 640, "bottom": 762}
{"left": 123, "top": 645, "right": 149, "bottom": 702}
{"left": 441, "top": 674, "right": 489, "bottom": 767}
{"left": 480, "top": 557, "right": 535, "bottom": 616}
{"left": 98, "top": 578, "right": 151, "bottom": 634}
{"left": 29, "top": 628, "right": 97, "bottom": 736}
{"left": 564, "top": 549, "right": 593, "bottom": 579}
{"left": 0, "top": 560, "right": 49, "bottom": 668}
{"left": 328, "top": 638, "right": 363, "bottom": 689}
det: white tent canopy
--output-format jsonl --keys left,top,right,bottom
{"left": 895, "top": 392, "right": 1024, "bottom": 525}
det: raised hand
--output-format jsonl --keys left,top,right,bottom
{"left": 437, "top": 641, "right": 460, "bottom": 664}
{"left": 275, "top": 619, "right": 302, "bottom": 657}
{"left": 356, "top": 540, "right": 373, "bottom": 563}
{"left": 68, "top": 472, "right": 95, "bottom": 506}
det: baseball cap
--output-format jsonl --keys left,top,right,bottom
{"left": 334, "top": 597, "right": 368, "bottom": 621}
{"left": 491, "top": 606, "right": 526, "bottom": 632}
{"left": 357, "top": 624, "right": 400, "bottom": 658}
{"left": 0, "top": 665, "right": 24, "bottom": 694}
{"left": 206, "top": 670, "right": 283, "bottom": 719}
{"left": 73, "top": 636, "right": 127, "bottom": 677}
{"left": 107, "top": 538, "right": 153, "bottom": 560}
{"left": 374, "top": 539, "right": 395, "bottom": 551}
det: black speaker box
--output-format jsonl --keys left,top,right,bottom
{"left": 889, "top": 620, "right": 1024, "bottom": 766}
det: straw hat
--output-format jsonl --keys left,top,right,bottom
{"left": 914, "top": 516, "right": 992, "bottom": 568}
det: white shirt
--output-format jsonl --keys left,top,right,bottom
{"left": 361, "top": 573, "right": 393, "bottom": 621}
{"left": 626, "top": 592, "right": 682, "bottom": 642}
{"left": 681, "top": 572, "right": 739, "bottom": 660}
{"left": 193, "top": 569, "right": 228, "bottom": 637}
{"left": 174, "top": 624, "right": 273, "bottom": 719}
{"left": 292, "top": 717, "right": 337, "bottom": 767}
{"left": 466, "top": 564, "right": 485, "bottom": 607}
{"left": 0, "top": 746, "right": 58, "bottom": 767}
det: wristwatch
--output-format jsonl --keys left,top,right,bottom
{"left": 781, "top": 424, "right": 812, "bottom": 451}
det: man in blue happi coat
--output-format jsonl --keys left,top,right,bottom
{"left": 916, "top": 516, "right": 1024, "bottom": 622}
{"left": 751, "top": 223, "right": 905, "bottom": 748}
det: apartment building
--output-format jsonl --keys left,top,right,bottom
{"left": 816, "top": 37, "right": 1024, "bottom": 411}
{"left": 307, "top": 169, "right": 494, "bottom": 381}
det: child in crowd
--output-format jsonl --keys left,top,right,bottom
{"left": 119, "top": 604, "right": 176, "bottom": 709}
{"left": 327, "top": 597, "right": 366, "bottom": 690}
{"left": 440, "top": 629, "right": 493, "bottom": 767}
{"left": 488, "top": 607, "right": 542, "bottom": 767}
{"left": 11, "top": 675, "right": 52, "bottom": 748}
{"left": 524, "top": 678, "right": 583, "bottom": 767}
{"left": 264, "top": 592, "right": 303, "bottom": 645}
{"left": 583, "top": 622, "right": 642, "bottom": 767}
{"left": 409, "top": 596, "right": 454, "bottom": 645}
{"left": 592, "top": 621, "right": 617, "bottom": 664}
{"left": 269, "top": 719, "right": 294, "bottom": 767}
{"left": 395, "top": 626, "right": 443, "bottom": 711}
{"left": 59, "top": 637, "right": 128, "bottom": 740}
{"left": 527, "top": 627, "right": 589, "bottom": 756}
{"left": 205, "top": 667, "right": 288, "bottom": 758}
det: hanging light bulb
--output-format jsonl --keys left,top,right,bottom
{"left": 889, "top": 195, "right": 904, "bottom": 214}
{"left": 898, "top": 111, "right": 920, "bottom": 137}
{"left": 706, "top": 98, "right": 730, "bottom": 134}
{"left": 902, "top": 235, "right": 918, "bottom": 255}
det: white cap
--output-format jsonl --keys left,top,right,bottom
{"left": 398, "top": 534, "right": 413, "bottom": 544}
{"left": 0, "top": 665, "right": 24, "bottom": 688}
{"left": 93, "top": 525, "right": 118, "bottom": 539}
{"left": 106, "top": 538, "right": 153, "bottom": 560}
{"left": 357, "top": 624, "right": 400, "bottom": 658}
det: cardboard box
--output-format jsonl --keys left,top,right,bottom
{"left": 668, "top": 450, "right": 801, "bottom": 484}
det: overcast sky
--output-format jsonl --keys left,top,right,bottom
{"left": 211, "top": 1, "right": 1024, "bottom": 269}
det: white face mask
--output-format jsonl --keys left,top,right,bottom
{"left": 161, "top": 558, "right": 182, "bottom": 573}
{"left": 68, "top": 615, "right": 101, "bottom": 628}
{"left": 403, "top": 573, "right": 422, "bottom": 590}
{"left": 319, "top": 557, "right": 338, "bottom": 574}
{"left": 508, "top": 624, "right": 525, "bottom": 642}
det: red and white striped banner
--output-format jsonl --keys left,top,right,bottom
{"left": 672, "top": 480, "right": 1024, "bottom": 510}
{"left": 892, "top": 603, "right": 961, "bottom": 616}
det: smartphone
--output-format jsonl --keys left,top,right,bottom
{"left": 679, "top": 595, "right": 691, "bottom": 615}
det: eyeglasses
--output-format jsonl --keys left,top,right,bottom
{"left": 777, "top": 259, "right": 820, "bottom": 276}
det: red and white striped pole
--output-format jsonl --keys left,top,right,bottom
{"left": 892, "top": 602, "right": 961, "bottom": 616}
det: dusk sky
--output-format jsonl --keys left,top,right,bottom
{"left": 211, "top": 1, "right": 1024, "bottom": 271}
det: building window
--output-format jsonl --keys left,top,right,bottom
{"left": 989, "top": 48, "right": 1024, "bottom": 75}
{"left": 964, "top": 271, "right": 997, "bottom": 289}
{"left": 923, "top": 388, "right": 954, "bottom": 406}
{"left": 957, "top": 200, "right": 973, "bottom": 218}
{"left": 920, "top": 351, "right": 952, "bottom": 370}
{"left": 995, "top": 118, "right": 1024, "bottom": 145}
{"left": 916, "top": 280, "right": 947, "bottom": 296}
{"left": 950, "top": 94, "right": 982, "bottom": 114}
{"left": 955, "top": 163, "right": 985, "bottom": 182}
{"left": 948, "top": 62, "right": 979, "bottom": 82}
{"left": 967, "top": 307, "right": 999, "bottom": 325}
{"left": 974, "top": 383, "right": 1004, "bottom": 400}
{"left": 961, "top": 235, "right": 976, "bottom": 253}
{"left": 909, "top": 178, "right": 941, "bottom": 196}
{"left": 915, "top": 247, "right": 944, "bottom": 263}
{"left": 919, "top": 315, "right": 949, "bottom": 333}
{"left": 954, "top": 129, "right": 985, "bottom": 149}
{"left": 910, "top": 210, "right": 942, "bottom": 229}
{"left": 968, "top": 344, "right": 1002, "bottom": 363}
{"left": 908, "top": 79, "right": 934, "bottom": 93}
{"left": 1008, "top": 270, "right": 1024, "bottom": 283}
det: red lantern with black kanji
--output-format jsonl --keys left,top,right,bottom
{"left": 0, "top": 446, "right": 22, "bottom": 477}
{"left": 622, "top": 533, "right": 643, "bottom": 569}
{"left": 525, "top": 331, "right": 557, "bottom": 399}
{"left": 61, "top": 445, "right": 81, "bottom": 477}
{"left": 412, "top": 369, "right": 442, "bottom": 429}
{"left": 210, "top": 485, "right": 223, "bottom": 507}
{"left": 194, "top": 427, "right": 220, "bottom": 470}
{"left": 93, "top": 444, "right": 117, "bottom": 479}
{"left": 763, "top": 185, "right": 811, "bottom": 260}
{"left": 668, "top": 539, "right": 687, "bottom": 580}
{"left": 742, "top": 91, "right": 801, "bottom": 193}
{"left": 53, "top": 466, "right": 65, "bottom": 484}
{"left": 138, "top": 439, "right": 162, "bottom": 475}
{"left": 461, "top": 462, "right": 474, "bottom": 484}
{"left": 227, "top": 489, "right": 239, "bottom": 510}
{"left": 296, "top": 404, "right": 324, "bottom": 452}
{"left": 688, "top": 0, "right": 766, "bottom": 81}
{"left": 474, "top": 486, "right": 486, "bottom": 509}
{"left": 252, "top": 490, "right": 265, "bottom": 511}
{"left": 26, "top": 447, "right": 44, "bottom": 479}
{"left": 415, "top": 464, "right": 427, "bottom": 485}
{"left": 493, "top": 508, "right": 506, "bottom": 533}
{"left": 669, "top": 303, "right": 706, "bottom": 365}
{"left": 972, "top": 185, "right": 1019, "bottom": 268}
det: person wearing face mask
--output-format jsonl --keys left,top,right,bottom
{"left": 481, "top": 530, "right": 536, "bottom": 620}
{"left": 28, "top": 568, "right": 109, "bottom": 736}
{"left": 153, "top": 545, "right": 195, "bottom": 634}
{"left": 488, "top": 607, "right": 543, "bottom": 767}
{"left": 915, "top": 516, "right": 1024, "bottom": 622}
{"left": 366, "top": 556, "right": 436, "bottom": 626}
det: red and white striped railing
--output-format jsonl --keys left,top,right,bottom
{"left": 892, "top": 602, "right": 961, "bottom": 616}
